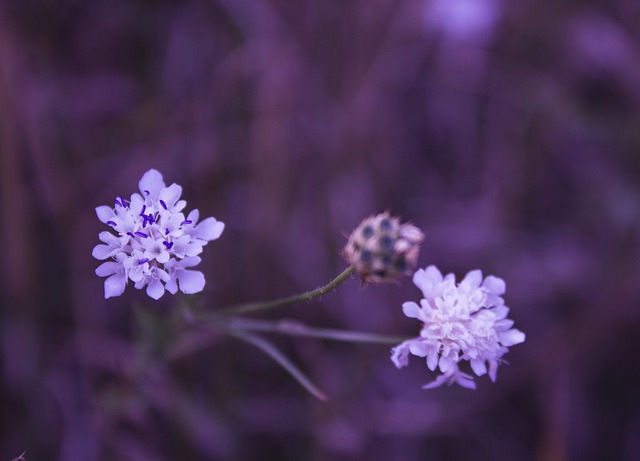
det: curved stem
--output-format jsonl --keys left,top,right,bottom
{"left": 214, "top": 266, "right": 355, "bottom": 316}
{"left": 223, "top": 327, "right": 328, "bottom": 401}
{"left": 220, "top": 317, "right": 410, "bottom": 345}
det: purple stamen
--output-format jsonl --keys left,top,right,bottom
{"left": 159, "top": 199, "right": 167, "bottom": 210}
{"left": 165, "top": 228, "right": 169, "bottom": 235}
{"left": 114, "top": 198, "right": 122, "bottom": 207}
{"left": 138, "top": 258, "right": 149, "bottom": 265}
{"left": 162, "top": 241, "right": 174, "bottom": 250}
{"left": 139, "top": 205, "right": 147, "bottom": 216}
{"left": 135, "top": 231, "right": 149, "bottom": 238}
{"left": 106, "top": 220, "right": 117, "bottom": 227}
{"left": 144, "top": 190, "right": 150, "bottom": 196}
{"left": 146, "top": 213, "right": 155, "bottom": 224}
{"left": 127, "top": 232, "right": 135, "bottom": 238}
{"left": 180, "top": 220, "right": 193, "bottom": 226}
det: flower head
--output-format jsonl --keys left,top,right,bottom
{"left": 343, "top": 212, "right": 425, "bottom": 284}
{"left": 92, "top": 169, "right": 225, "bottom": 299}
{"left": 391, "top": 265, "right": 525, "bottom": 389}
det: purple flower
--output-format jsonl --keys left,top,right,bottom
{"left": 391, "top": 265, "right": 525, "bottom": 389}
{"left": 92, "top": 169, "right": 224, "bottom": 299}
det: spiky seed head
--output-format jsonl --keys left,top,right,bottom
{"left": 343, "top": 212, "right": 425, "bottom": 284}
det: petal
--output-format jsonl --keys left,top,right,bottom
{"left": 186, "top": 209, "right": 200, "bottom": 223}
{"left": 180, "top": 256, "right": 202, "bottom": 269}
{"left": 483, "top": 275, "right": 506, "bottom": 296}
{"left": 402, "top": 302, "right": 422, "bottom": 319}
{"left": 184, "top": 242, "right": 204, "bottom": 257}
{"left": 391, "top": 342, "right": 411, "bottom": 368}
{"left": 191, "top": 217, "right": 225, "bottom": 242}
{"left": 500, "top": 329, "right": 526, "bottom": 346}
{"left": 422, "top": 374, "right": 449, "bottom": 389}
{"left": 439, "top": 356, "right": 454, "bottom": 373}
{"left": 165, "top": 275, "right": 178, "bottom": 294}
{"left": 96, "top": 206, "right": 114, "bottom": 223}
{"left": 159, "top": 183, "right": 183, "bottom": 208}
{"left": 156, "top": 250, "right": 170, "bottom": 264}
{"left": 92, "top": 244, "right": 114, "bottom": 260}
{"left": 157, "top": 268, "right": 170, "bottom": 282}
{"left": 104, "top": 273, "right": 126, "bottom": 298}
{"left": 138, "top": 169, "right": 165, "bottom": 198}
{"left": 408, "top": 340, "right": 430, "bottom": 357}
{"left": 455, "top": 373, "right": 477, "bottom": 389}
{"left": 427, "top": 351, "right": 439, "bottom": 371}
{"left": 177, "top": 270, "right": 205, "bottom": 294}
{"left": 461, "top": 269, "right": 482, "bottom": 290}
{"left": 470, "top": 359, "right": 487, "bottom": 376}
{"left": 146, "top": 279, "right": 165, "bottom": 300}
{"left": 488, "top": 359, "right": 499, "bottom": 382}
{"left": 96, "top": 261, "right": 119, "bottom": 277}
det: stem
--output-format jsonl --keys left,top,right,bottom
{"left": 219, "top": 317, "right": 410, "bottom": 345}
{"left": 214, "top": 266, "right": 355, "bottom": 316}
{"left": 224, "top": 327, "right": 328, "bottom": 401}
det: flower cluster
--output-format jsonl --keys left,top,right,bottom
{"left": 391, "top": 265, "right": 525, "bottom": 389}
{"left": 343, "top": 212, "right": 425, "bottom": 284}
{"left": 92, "top": 169, "right": 225, "bottom": 299}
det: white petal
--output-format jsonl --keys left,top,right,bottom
{"left": 402, "top": 302, "right": 422, "bottom": 319}
{"left": 408, "top": 340, "right": 430, "bottom": 357}
{"left": 184, "top": 242, "right": 204, "bottom": 257}
{"left": 439, "top": 356, "right": 454, "bottom": 372}
{"left": 422, "top": 374, "right": 449, "bottom": 389}
{"left": 159, "top": 183, "right": 183, "bottom": 208}
{"left": 191, "top": 218, "right": 225, "bottom": 242}
{"left": 96, "top": 206, "right": 114, "bottom": 223}
{"left": 500, "top": 329, "right": 526, "bottom": 346}
{"left": 391, "top": 343, "right": 410, "bottom": 368}
{"left": 461, "top": 269, "right": 482, "bottom": 289}
{"left": 180, "top": 256, "right": 202, "bottom": 269}
{"left": 470, "top": 359, "right": 487, "bottom": 376}
{"left": 455, "top": 374, "right": 477, "bottom": 390}
{"left": 483, "top": 275, "right": 506, "bottom": 296}
{"left": 165, "top": 275, "right": 178, "bottom": 294}
{"left": 488, "top": 359, "right": 499, "bottom": 382}
{"left": 156, "top": 250, "right": 170, "bottom": 264}
{"left": 186, "top": 209, "right": 200, "bottom": 223}
{"left": 427, "top": 351, "right": 439, "bottom": 371}
{"left": 96, "top": 261, "right": 118, "bottom": 277}
{"left": 146, "top": 279, "right": 165, "bottom": 300}
{"left": 177, "top": 270, "right": 205, "bottom": 294}
{"left": 138, "top": 169, "right": 165, "bottom": 198}
{"left": 104, "top": 273, "right": 126, "bottom": 298}
{"left": 92, "top": 244, "right": 114, "bottom": 260}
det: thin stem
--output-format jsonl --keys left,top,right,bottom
{"left": 219, "top": 317, "right": 411, "bottom": 345}
{"left": 214, "top": 266, "right": 356, "bottom": 316}
{"left": 224, "top": 327, "right": 328, "bottom": 401}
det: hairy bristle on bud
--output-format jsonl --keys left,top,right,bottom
{"left": 342, "top": 212, "right": 425, "bottom": 284}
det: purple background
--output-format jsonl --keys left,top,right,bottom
{"left": 2, "top": 0, "right": 640, "bottom": 459}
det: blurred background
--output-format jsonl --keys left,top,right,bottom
{"left": 2, "top": 0, "right": 640, "bottom": 459}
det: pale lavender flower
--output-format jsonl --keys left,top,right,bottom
{"left": 92, "top": 169, "right": 224, "bottom": 299}
{"left": 391, "top": 265, "right": 525, "bottom": 389}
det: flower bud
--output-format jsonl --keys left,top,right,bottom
{"left": 343, "top": 212, "right": 425, "bottom": 284}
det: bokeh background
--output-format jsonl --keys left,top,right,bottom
{"left": 2, "top": 0, "right": 640, "bottom": 459}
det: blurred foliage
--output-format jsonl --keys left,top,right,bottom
{"left": 2, "top": 0, "right": 640, "bottom": 460}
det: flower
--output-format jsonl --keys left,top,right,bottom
{"left": 343, "top": 212, "right": 425, "bottom": 284}
{"left": 391, "top": 265, "right": 525, "bottom": 389}
{"left": 92, "top": 169, "right": 225, "bottom": 299}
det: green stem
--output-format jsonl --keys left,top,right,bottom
{"left": 219, "top": 317, "right": 411, "bottom": 345}
{"left": 223, "top": 326, "right": 328, "bottom": 401}
{"left": 214, "top": 266, "right": 356, "bottom": 316}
